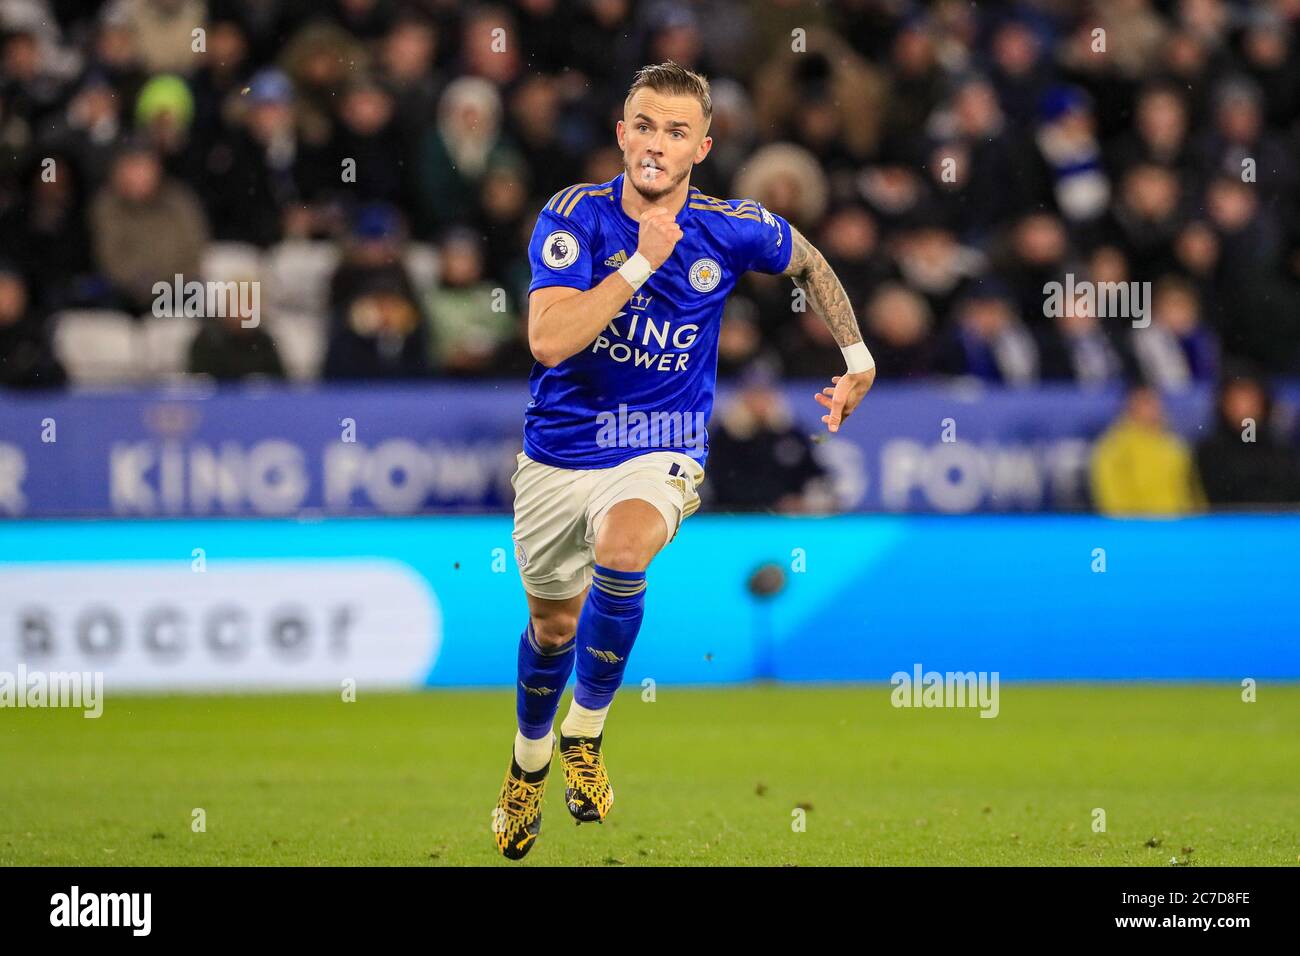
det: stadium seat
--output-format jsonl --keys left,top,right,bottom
{"left": 269, "top": 311, "right": 328, "bottom": 381}
{"left": 265, "top": 241, "right": 340, "bottom": 315}
{"left": 201, "top": 242, "right": 263, "bottom": 284}
{"left": 51, "top": 310, "right": 145, "bottom": 385}
{"left": 141, "top": 313, "right": 201, "bottom": 379}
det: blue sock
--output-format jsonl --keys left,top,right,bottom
{"left": 516, "top": 621, "right": 575, "bottom": 739}
{"left": 573, "top": 564, "right": 647, "bottom": 711}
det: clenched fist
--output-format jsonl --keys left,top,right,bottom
{"left": 636, "top": 206, "right": 683, "bottom": 270}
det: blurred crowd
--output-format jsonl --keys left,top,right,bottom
{"left": 1, "top": 0, "right": 1299, "bottom": 509}
{"left": 1087, "top": 374, "right": 1300, "bottom": 514}
{"left": 2, "top": 0, "right": 1300, "bottom": 385}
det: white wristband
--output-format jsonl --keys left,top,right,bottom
{"left": 842, "top": 341, "right": 875, "bottom": 373}
{"left": 617, "top": 251, "right": 654, "bottom": 291}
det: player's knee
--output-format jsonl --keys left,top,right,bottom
{"left": 594, "top": 543, "right": 651, "bottom": 573}
{"left": 531, "top": 612, "right": 578, "bottom": 649}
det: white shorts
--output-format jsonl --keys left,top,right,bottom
{"left": 510, "top": 450, "right": 705, "bottom": 601}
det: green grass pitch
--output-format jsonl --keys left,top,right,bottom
{"left": 2, "top": 684, "right": 1296, "bottom": 866}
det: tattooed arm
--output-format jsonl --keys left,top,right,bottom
{"left": 781, "top": 225, "right": 877, "bottom": 432}
{"left": 783, "top": 225, "right": 863, "bottom": 348}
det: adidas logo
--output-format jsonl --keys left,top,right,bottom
{"left": 604, "top": 249, "right": 628, "bottom": 268}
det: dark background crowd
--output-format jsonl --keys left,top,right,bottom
{"left": 0, "top": 0, "right": 1298, "bottom": 510}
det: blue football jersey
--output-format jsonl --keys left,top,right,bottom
{"left": 524, "top": 171, "right": 793, "bottom": 469}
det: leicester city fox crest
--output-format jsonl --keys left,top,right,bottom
{"left": 689, "top": 257, "right": 722, "bottom": 293}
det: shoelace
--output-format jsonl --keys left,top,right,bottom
{"left": 564, "top": 742, "right": 609, "bottom": 794}
{"left": 501, "top": 775, "right": 542, "bottom": 820}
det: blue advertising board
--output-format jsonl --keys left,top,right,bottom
{"left": 1, "top": 515, "right": 1295, "bottom": 689}
{"left": 0, "top": 381, "right": 1297, "bottom": 517}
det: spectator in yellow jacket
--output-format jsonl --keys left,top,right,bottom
{"left": 1090, "top": 385, "right": 1205, "bottom": 515}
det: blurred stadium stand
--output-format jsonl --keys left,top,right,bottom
{"left": 2, "top": 0, "right": 1299, "bottom": 513}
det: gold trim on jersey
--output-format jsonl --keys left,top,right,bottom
{"left": 560, "top": 185, "right": 614, "bottom": 217}
{"left": 690, "top": 190, "right": 759, "bottom": 212}
{"left": 688, "top": 203, "right": 761, "bottom": 221}
{"left": 546, "top": 183, "right": 592, "bottom": 213}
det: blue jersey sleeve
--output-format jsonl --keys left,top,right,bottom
{"left": 527, "top": 206, "right": 595, "bottom": 294}
{"left": 737, "top": 202, "right": 794, "bottom": 275}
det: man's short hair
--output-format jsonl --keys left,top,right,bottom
{"left": 625, "top": 61, "right": 712, "bottom": 130}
